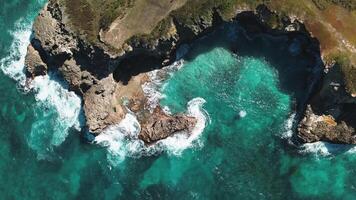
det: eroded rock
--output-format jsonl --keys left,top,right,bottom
{"left": 139, "top": 107, "right": 197, "bottom": 144}
{"left": 298, "top": 105, "right": 356, "bottom": 144}
{"left": 25, "top": 44, "right": 47, "bottom": 77}
{"left": 83, "top": 75, "right": 125, "bottom": 134}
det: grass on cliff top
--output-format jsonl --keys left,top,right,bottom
{"left": 60, "top": 0, "right": 356, "bottom": 94}
{"left": 60, "top": 0, "right": 134, "bottom": 42}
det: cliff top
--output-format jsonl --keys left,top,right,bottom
{"left": 59, "top": 0, "right": 355, "bottom": 94}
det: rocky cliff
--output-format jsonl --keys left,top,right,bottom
{"left": 25, "top": 0, "right": 355, "bottom": 145}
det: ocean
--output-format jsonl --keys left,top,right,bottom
{"left": 0, "top": 0, "right": 356, "bottom": 199}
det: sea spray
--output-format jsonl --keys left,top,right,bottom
{"left": 156, "top": 97, "right": 209, "bottom": 155}
{"left": 0, "top": 19, "right": 32, "bottom": 85}
{"left": 142, "top": 60, "right": 184, "bottom": 112}
{"left": 0, "top": 18, "right": 82, "bottom": 159}
{"left": 94, "top": 97, "right": 208, "bottom": 165}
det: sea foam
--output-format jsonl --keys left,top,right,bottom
{"left": 0, "top": 18, "right": 82, "bottom": 158}
{"left": 96, "top": 57, "right": 209, "bottom": 164}
{"left": 95, "top": 97, "right": 208, "bottom": 165}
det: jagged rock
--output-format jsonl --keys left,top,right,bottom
{"left": 139, "top": 107, "right": 197, "bottom": 144}
{"left": 297, "top": 64, "right": 356, "bottom": 144}
{"left": 26, "top": 0, "right": 356, "bottom": 145}
{"left": 83, "top": 75, "right": 125, "bottom": 134}
{"left": 25, "top": 44, "right": 47, "bottom": 77}
{"left": 298, "top": 105, "right": 356, "bottom": 144}
{"left": 59, "top": 59, "right": 96, "bottom": 94}
{"left": 32, "top": 3, "right": 76, "bottom": 57}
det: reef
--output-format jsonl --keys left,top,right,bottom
{"left": 25, "top": 0, "right": 355, "bottom": 145}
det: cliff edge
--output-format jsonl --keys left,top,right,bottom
{"left": 25, "top": 0, "right": 356, "bottom": 145}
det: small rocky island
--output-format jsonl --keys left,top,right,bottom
{"left": 25, "top": 0, "right": 355, "bottom": 145}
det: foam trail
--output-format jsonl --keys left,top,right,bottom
{"left": 299, "top": 142, "right": 332, "bottom": 156}
{"left": 30, "top": 75, "right": 82, "bottom": 144}
{"left": 94, "top": 113, "right": 142, "bottom": 165}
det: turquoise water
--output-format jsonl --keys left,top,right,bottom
{"left": 1, "top": 0, "right": 356, "bottom": 199}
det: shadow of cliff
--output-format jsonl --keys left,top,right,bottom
{"left": 113, "top": 53, "right": 163, "bottom": 85}
{"left": 182, "top": 10, "right": 323, "bottom": 120}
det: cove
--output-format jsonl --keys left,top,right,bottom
{"left": 1, "top": 1, "right": 356, "bottom": 199}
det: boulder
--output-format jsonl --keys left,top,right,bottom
{"left": 139, "top": 107, "right": 197, "bottom": 144}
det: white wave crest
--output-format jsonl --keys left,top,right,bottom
{"left": 94, "top": 98, "right": 208, "bottom": 165}
{"left": 281, "top": 112, "right": 296, "bottom": 139}
{"left": 0, "top": 19, "right": 82, "bottom": 158}
{"left": 0, "top": 20, "right": 32, "bottom": 85}
{"left": 142, "top": 60, "right": 184, "bottom": 112}
{"left": 30, "top": 75, "right": 82, "bottom": 144}
{"left": 299, "top": 142, "right": 332, "bottom": 156}
{"left": 157, "top": 97, "right": 208, "bottom": 155}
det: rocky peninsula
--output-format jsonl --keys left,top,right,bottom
{"left": 25, "top": 0, "right": 355, "bottom": 145}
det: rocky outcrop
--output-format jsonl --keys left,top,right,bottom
{"left": 298, "top": 105, "right": 356, "bottom": 144}
{"left": 25, "top": 44, "right": 47, "bottom": 77}
{"left": 297, "top": 62, "right": 356, "bottom": 144}
{"left": 139, "top": 107, "right": 197, "bottom": 144}
{"left": 26, "top": 1, "right": 197, "bottom": 143}
{"left": 83, "top": 75, "right": 125, "bottom": 134}
{"left": 26, "top": 1, "right": 355, "bottom": 145}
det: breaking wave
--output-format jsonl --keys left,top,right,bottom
{"left": 95, "top": 97, "right": 208, "bottom": 166}
{"left": 0, "top": 18, "right": 82, "bottom": 159}
{"left": 96, "top": 58, "right": 209, "bottom": 165}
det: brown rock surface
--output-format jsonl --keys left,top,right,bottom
{"left": 298, "top": 105, "right": 356, "bottom": 144}
{"left": 83, "top": 75, "right": 125, "bottom": 134}
{"left": 25, "top": 44, "right": 47, "bottom": 77}
{"left": 139, "top": 107, "right": 197, "bottom": 144}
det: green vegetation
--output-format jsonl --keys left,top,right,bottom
{"left": 60, "top": 0, "right": 134, "bottom": 42}
{"left": 59, "top": 0, "right": 355, "bottom": 94}
{"left": 313, "top": 0, "right": 356, "bottom": 10}
{"left": 332, "top": 53, "right": 356, "bottom": 94}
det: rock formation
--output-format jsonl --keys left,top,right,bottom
{"left": 25, "top": 0, "right": 355, "bottom": 145}
{"left": 25, "top": 44, "right": 47, "bottom": 77}
{"left": 139, "top": 107, "right": 197, "bottom": 144}
{"left": 25, "top": 1, "right": 197, "bottom": 142}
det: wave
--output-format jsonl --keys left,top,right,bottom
{"left": 94, "top": 97, "right": 208, "bottom": 165}
{"left": 0, "top": 18, "right": 82, "bottom": 159}
{"left": 281, "top": 112, "right": 296, "bottom": 139}
{"left": 142, "top": 60, "right": 184, "bottom": 112}
{"left": 0, "top": 19, "right": 32, "bottom": 85}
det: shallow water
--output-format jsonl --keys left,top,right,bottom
{"left": 1, "top": 1, "right": 356, "bottom": 199}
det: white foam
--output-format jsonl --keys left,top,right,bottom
{"left": 94, "top": 113, "right": 142, "bottom": 164}
{"left": 239, "top": 110, "right": 247, "bottom": 118}
{"left": 156, "top": 98, "right": 208, "bottom": 155}
{"left": 142, "top": 60, "right": 184, "bottom": 112}
{"left": 30, "top": 75, "right": 82, "bottom": 144}
{"left": 95, "top": 97, "right": 208, "bottom": 165}
{"left": 281, "top": 112, "right": 296, "bottom": 139}
{"left": 299, "top": 142, "right": 332, "bottom": 156}
{"left": 0, "top": 19, "right": 32, "bottom": 85}
{"left": 0, "top": 18, "right": 82, "bottom": 157}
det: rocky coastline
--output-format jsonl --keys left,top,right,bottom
{"left": 25, "top": 1, "right": 355, "bottom": 145}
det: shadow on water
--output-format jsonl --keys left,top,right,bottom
{"left": 184, "top": 12, "right": 323, "bottom": 119}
